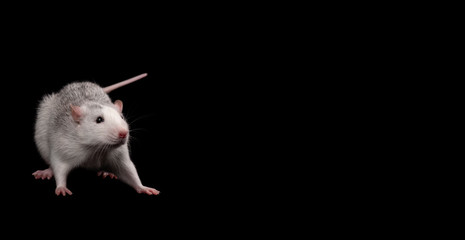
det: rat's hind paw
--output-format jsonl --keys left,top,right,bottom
{"left": 97, "top": 171, "right": 118, "bottom": 179}
{"left": 55, "top": 186, "right": 73, "bottom": 196}
{"left": 32, "top": 168, "right": 53, "bottom": 180}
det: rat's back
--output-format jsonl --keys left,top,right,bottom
{"left": 56, "top": 82, "right": 110, "bottom": 108}
{"left": 34, "top": 92, "right": 58, "bottom": 164}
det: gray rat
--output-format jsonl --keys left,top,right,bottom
{"left": 32, "top": 73, "right": 160, "bottom": 196}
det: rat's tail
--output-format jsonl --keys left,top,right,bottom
{"left": 103, "top": 73, "right": 148, "bottom": 93}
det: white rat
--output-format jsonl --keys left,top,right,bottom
{"left": 32, "top": 73, "right": 160, "bottom": 196}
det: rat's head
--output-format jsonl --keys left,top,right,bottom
{"left": 70, "top": 100, "right": 129, "bottom": 147}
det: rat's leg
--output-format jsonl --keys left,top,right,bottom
{"left": 119, "top": 160, "right": 160, "bottom": 195}
{"left": 50, "top": 158, "right": 73, "bottom": 196}
{"left": 97, "top": 171, "right": 118, "bottom": 179}
{"left": 32, "top": 167, "right": 53, "bottom": 180}
{"left": 110, "top": 147, "right": 160, "bottom": 195}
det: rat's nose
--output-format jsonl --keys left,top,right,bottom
{"left": 118, "top": 130, "right": 128, "bottom": 139}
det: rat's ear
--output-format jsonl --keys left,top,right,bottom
{"left": 70, "top": 104, "right": 82, "bottom": 123}
{"left": 114, "top": 100, "right": 123, "bottom": 113}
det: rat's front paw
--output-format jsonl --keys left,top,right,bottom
{"left": 55, "top": 186, "right": 73, "bottom": 196}
{"left": 32, "top": 168, "right": 53, "bottom": 180}
{"left": 136, "top": 186, "right": 160, "bottom": 195}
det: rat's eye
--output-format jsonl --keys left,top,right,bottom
{"left": 96, "top": 117, "right": 104, "bottom": 123}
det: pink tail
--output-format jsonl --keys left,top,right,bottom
{"left": 103, "top": 73, "right": 148, "bottom": 93}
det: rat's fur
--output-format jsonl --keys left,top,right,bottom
{"left": 33, "top": 74, "right": 159, "bottom": 196}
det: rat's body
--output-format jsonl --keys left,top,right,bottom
{"left": 32, "top": 73, "right": 159, "bottom": 196}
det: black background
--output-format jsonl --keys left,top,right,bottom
{"left": 0, "top": 3, "right": 430, "bottom": 236}
{"left": 0, "top": 7, "right": 282, "bottom": 233}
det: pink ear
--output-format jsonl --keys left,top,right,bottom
{"left": 70, "top": 105, "right": 82, "bottom": 123}
{"left": 114, "top": 100, "right": 123, "bottom": 113}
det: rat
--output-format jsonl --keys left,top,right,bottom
{"left": 32, "top": 73, "right": 160, "bottom": 196}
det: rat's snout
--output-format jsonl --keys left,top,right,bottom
{"left": 109, "top": 128, "right": 129, "bottom": 145}
{"left": 118, "top": 129, "right": 128, "bottom": 139}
